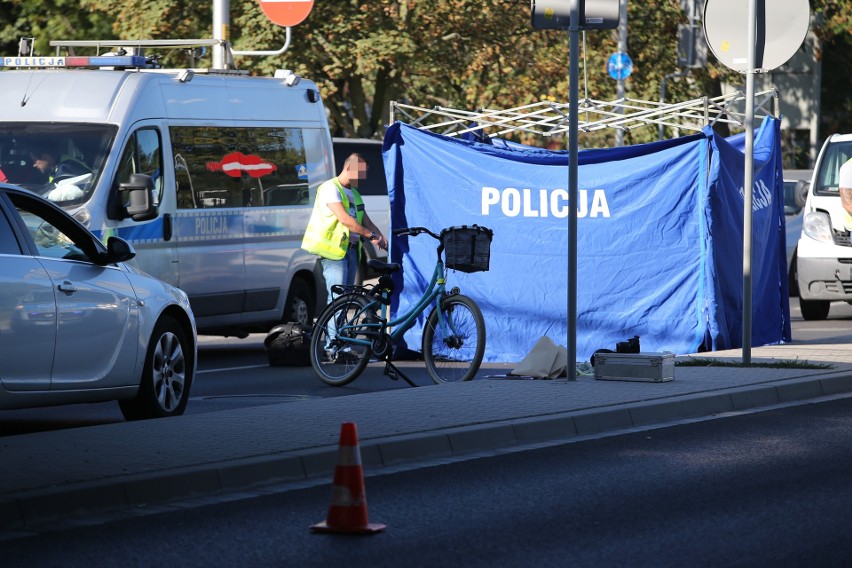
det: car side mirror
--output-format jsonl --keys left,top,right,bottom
{"left": 122, "top": 173, "right": 158, "bottom": 222}
{"left": 103, "top": 235, "right": 137, "bottom": 264}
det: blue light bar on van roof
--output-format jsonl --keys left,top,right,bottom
{"left": 1, "top": 55, "right": 147, "bottom": 68}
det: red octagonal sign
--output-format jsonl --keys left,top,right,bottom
{"left": 258, "top": 0, "right": 314, "bottom": 27}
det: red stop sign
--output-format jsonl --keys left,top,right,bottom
{"left": 258, "top": 0, "right": 314, "bottom": 27}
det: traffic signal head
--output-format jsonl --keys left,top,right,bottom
{"left": 531, "top": 0, "right": 620, "bottom": 31}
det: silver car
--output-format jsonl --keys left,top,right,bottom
{"left": 0, "top": 183, "right": 197, "bottom": 420}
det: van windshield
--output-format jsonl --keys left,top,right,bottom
{"left": 0, "top": 123, "right": 116, "bottom": 206}
{"left": 814, "top": 140, "right": 852, "bottom": 196}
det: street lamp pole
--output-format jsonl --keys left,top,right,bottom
{"left": 742, "top": 0, "right": 756, "bottom": 365}
{"left": 567, "top": 2, "right": 580, "bottom": 381}
{"left": 531, "top": 0, "right": 619, "bottom": 377}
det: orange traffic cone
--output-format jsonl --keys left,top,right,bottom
{"left": 311, "top": 422, "right": 386, "bottom": 534}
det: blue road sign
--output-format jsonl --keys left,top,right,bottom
{"left": 607, "top": 52, "right": 633, "bottom": 80}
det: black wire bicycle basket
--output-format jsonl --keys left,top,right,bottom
{"left": 440, "top": 225, "right": 493, "bottom": 273}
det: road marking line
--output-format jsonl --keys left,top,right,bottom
{"left": 197, "top": 364, "right": 270, "bottom": 374}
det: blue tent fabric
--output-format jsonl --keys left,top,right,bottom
{"left": 704, "top": 118, "right": 792, "bottom": 350}
{"left": 382, "top": 119, "right": 790, "bottom": 363}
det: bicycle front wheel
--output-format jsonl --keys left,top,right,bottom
{"left": 309, "top": 293, "right": 372, "bottom": 386}
{"left": 422, "top": 294, "right": 485, "bottom": 384}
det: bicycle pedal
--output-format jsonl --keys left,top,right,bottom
{"left": 384, "top": 365, "right": 399, "bottom": 381}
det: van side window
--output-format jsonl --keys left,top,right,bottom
{"left": 171, "top": 126, "right": 309, "bottom": 209}
{"left": 114, "top": 128, "right": 163, "bottom": 207}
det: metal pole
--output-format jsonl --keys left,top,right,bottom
{"left": 232, "top": 27, "right": 291, "bottom": 57}
{"left": 742, "top": 0, "right": 757, "bottom": 365}
{"left": 615, "top": 0, "right": 627, "bottom": 147}
{"left": 658, "top": 70, "right": 688, "bottom": 141}
{"left": 567, "top": 3, "right": 580, "bottom": 381}
{"left": 212, "top": 0, "right": 228, "bottom": 69}
{"left": 658, "top": 75, "right": 668, "bottom": 142}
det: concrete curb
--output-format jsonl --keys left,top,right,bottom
{"left": 5, "top": 371, "right": 852, "bottom": 533}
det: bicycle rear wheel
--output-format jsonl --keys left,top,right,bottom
{"left": 309, "top": 293, "right": 372, "bottom": 386}
{"left": 422, "top": 294, "right": 485, "bottom": 384}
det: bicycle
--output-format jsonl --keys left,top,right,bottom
{"left": 309, "top": 225, "right": 492, "bottom": 387}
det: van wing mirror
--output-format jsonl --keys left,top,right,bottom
{"left": 121, "top": 173, "right": 158, "bottom": 221}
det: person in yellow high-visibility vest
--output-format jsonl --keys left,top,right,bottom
{"left": 302, "top": 152, "right": 387, "bottom": 307}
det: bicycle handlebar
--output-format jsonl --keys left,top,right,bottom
{"left": 392, "top": 226, "right": 441, "bottom": 240}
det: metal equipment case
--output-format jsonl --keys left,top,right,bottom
{"left": 593, "top": 352, "right": 675, "bottom": 383}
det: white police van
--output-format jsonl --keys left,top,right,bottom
{"left": 796, "top": 133, "right": 852, "bottom": 320}
{"left": 0, "top": 41, "right": 335, "bottom": 335}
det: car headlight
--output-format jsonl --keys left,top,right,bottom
{"left": 802, "top": 211, "right": 834, "bottom": 243}
{"left": 72, "top": 207, "right": 91, "bottom": 229}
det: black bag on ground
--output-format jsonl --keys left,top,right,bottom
{"left": 264, "top": 322, "right": 312, "bottom": 366}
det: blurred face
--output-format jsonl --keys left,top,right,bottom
{"left": 31, "top": 152, "right": 54, "bottom": 174}
{"left": 349, "top": 158, "right": 368, "bottom": 181}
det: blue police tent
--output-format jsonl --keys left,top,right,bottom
{"left": 382, "top": 117, "right": 790, "bottom": 363}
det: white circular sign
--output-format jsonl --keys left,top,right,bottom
{"left": 703, "top": 0, "right": 810, "bottom": 72}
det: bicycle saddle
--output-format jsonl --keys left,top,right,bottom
{"left": 367, "top": 259, "right": 400, "bottom": 274}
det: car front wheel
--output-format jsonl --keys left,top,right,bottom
{"left": 799, "top": 297, "right": 830, "bottom": 321}
{"left": 120, "top": 315, "right": 193, "bottom": 421}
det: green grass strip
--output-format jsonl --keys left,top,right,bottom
{"left": 676, "top": 358, "right": 833, "bottom": 370}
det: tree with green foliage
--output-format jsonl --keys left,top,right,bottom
{"left": 1, "top": 0, "right": 114, "bottom": 55}
{"left": 810, "top": 1, "right": 852, "bottom": 138}
{"left": 2, "top": 0, "right": 850, "bottom": 153}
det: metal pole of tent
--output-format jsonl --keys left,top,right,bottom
{"left": 742, "top": 0, "right": 757, "bottom": 365}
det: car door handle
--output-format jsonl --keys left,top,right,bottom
{"left": 58, "top": 281, "right": 78, "bottom": 294}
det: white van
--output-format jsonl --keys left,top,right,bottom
{"left": 796, "top": 133, "right": 852, "bottom": 320}
{"left": 0, "top": 45, "right": 335, "bottom": 335}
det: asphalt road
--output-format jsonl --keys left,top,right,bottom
{"left": 3, "top": 392, "right": 852, "bottom": 566}
{"left": 2, "top": 297, "right": 852, "bottom": 437}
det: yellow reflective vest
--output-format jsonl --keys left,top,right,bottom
{"left": 301, "top": 178, "right": 365, "bottom": 260}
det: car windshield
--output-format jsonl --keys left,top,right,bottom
{"left": 814, "top": 140, "right": 852, "bottom": 196}
{"left": 0, "top": 123, "right": 116, "bottom": 206}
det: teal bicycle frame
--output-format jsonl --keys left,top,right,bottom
{"left": 334, "top": 257, "right": 453, "bottom": 353}
{"left": 313, "top": 224, "right": 490, "bottom": 387}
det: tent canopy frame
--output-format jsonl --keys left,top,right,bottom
{"left": 390, "top": 89, "right": 778, "bottom": 141}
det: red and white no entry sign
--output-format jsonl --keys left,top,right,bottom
{"left": 258, "top": 0, "right": 314, "bottom": 27}
{"left": 207, "top": 153, "right": 278, "bottom": 178}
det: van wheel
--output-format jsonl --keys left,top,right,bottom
{"left": 120, "top": 315, "right": 193, "bottom": 421}
{"left": 799, "top": 298, "right": 829, "bottom": 321}
{"left": 284, "top": 278, "right": 315, "bottom": 325}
